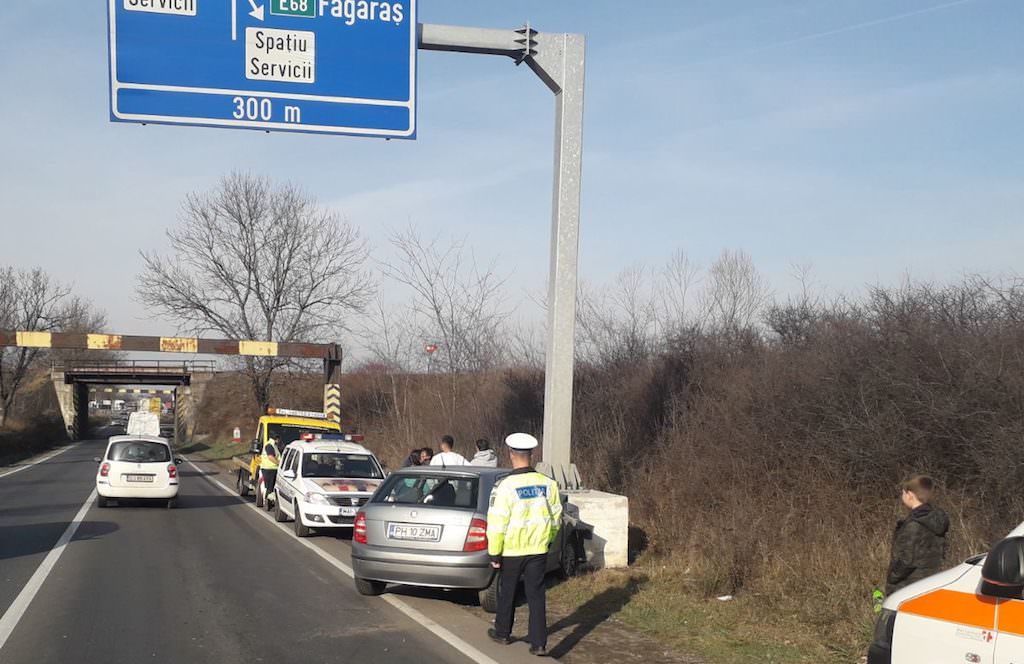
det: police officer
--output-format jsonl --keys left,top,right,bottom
{"left": 260, "top": 437, "right": 280, "bottom": 511}
{"left": 486, "top": 433, "right": 562, "bottom": 657}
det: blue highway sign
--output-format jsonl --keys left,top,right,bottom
{"left": 108, "top": 0, "right": 417, "bottom": 138}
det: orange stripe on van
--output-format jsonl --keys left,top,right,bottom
{"left": 997, "top": 599, "right": 1024, "bottom": 636}
{"left": 900, "top": 590, "right": 998, "bottom": 629}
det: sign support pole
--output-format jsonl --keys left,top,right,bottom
{"left": 419, "top": 24, "right": 586, "bottom": 489}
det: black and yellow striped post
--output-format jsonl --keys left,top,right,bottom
{"left": 323, "top": 343, "right": 343, "bottom": 423}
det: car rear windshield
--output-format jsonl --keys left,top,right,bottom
{"left": 301, "top": 453, "right": 382, "bottom": 479}
{"left": 107, "top": 441, "right": 170, "bottom": 463}
{"left": 374, "top": 474, "right": 480, "bottom": 510}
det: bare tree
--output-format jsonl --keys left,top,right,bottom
{"left": 360, "top": 294, "right": 418, "bottom": 372}
{"left": 655, "top": 250, "right": 704, "bottom": 337}
{"left": 137, "top": 173, "right": 374, "bottom": 411}
{"left": 576, "top": 266, "right": 658, "bottom": 365}
{"left": 0, "top": 268, "right": 104, "bottom": 427}
{"left": 381, "top": 227, "right": 511, "bottom": 373}
{"left": 699, "top": 249, "right": 772, "bottom": 334}
{"left": 766, "top": 262, "right": 825, "bottom": 345}
{"left": 506, "top": 318, "right": 546, "bottom": 370}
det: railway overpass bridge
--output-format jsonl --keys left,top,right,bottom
{"left": 51, "top": 360, "right": 217, "bottom": 442}
{"left": 1, "top": 330, "right": 343, "bottom": 444}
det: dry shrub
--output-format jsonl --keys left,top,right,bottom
{"left": 190, "top": 277, "right": 1024, "bottom": 654}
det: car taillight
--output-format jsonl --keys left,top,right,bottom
{"left": 463, "top": 518, "right": 488, "bottom": 552}
{"left": 353, "top": 512, "right": 367, "bottom": 544}
{"left": 99, "top": 462, "right": 110, "bottom": 478}
{"left": 168, "top": 464, "right": 177, "bottom": 479}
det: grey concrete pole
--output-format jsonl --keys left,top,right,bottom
{"left": 531, "top": 33, "right": 585, "bottom": 489}
{"left": 419, "top": 24, "right": 586, "bottom": 488}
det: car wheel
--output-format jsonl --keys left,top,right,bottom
{"left": 97, "top": 495, "right": 108, "bottom": 508}
{"left": 558, "top": 533, "right": 579, "bottom": 579}
{"left": 274, "top": 492, "right": 288, "bottom": 522}
{"left": 479, "top": 571, "right": 501, "bottom": 613}
{"left": 255, "top": 481, "right": 265, "bottom": 508}
{"left": 237, "top": 470, "right": 249, "bottom": 497}
{"left": 354, "top": 577, "right": 386, "bottom": 596}
{"left": 293, "top": 502, "right": 311, "bottom": 537}
{"left": 167, "top": 497, "right": 177, "bottom": 509}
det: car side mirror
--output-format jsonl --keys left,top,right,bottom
{"left": 982, "top": 536, "right": 1024, "bottom": 598}
{"left": 250, "top": 440, "right": 261, "bottom": 454}
{"left": 174, "top": 457, "right": 184, "bottom": 466}
{"left": 282, "top": 469, "right": 296, "bottom": 480}
{"left": 94, "top": 457, "right": 102, "bottom": 463}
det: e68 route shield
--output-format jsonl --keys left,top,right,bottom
{"left": 107, "top": 0, "right": 417, "bottom": 138}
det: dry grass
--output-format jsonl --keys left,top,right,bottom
{"left": 550, "top": 561, "right": 856, "bottom": 663}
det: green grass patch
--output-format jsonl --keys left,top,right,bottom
{"left": 179, "top": 435, "right": 248, "bottom": 462}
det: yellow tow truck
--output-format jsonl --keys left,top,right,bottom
{"left": 233, "top": 408, "right": 342, "bottom": 508}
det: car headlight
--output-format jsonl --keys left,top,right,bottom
{"left": 304, "top": 492, "right": 330, "bottom": 505}
{"left": 872, "top": 609, "right": 896, "bottom": 648}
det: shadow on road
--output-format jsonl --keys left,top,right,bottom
{"left": 546, "top": 574, "right": 647, "bottom": 660}
{"left": 105, "top": 493, "right": 245, "bottom": 510}
{"left": 0, "top": 503, "right": 89, "bottom": 518}
{"left": 387, "top": 584, "right": 480, "bottom": 607}
{"left": 0, "top": 521, "right": 119, "bottom": 561}
{"left": 180, "top": 468, "right": 220, "bottom": 477}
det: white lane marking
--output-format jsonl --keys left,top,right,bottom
{"left": 0, "top": 488, "right": 97, "bottom": 652}
{"left": 0, "top": 443, "right": 79, "bottom": 480}
{"left": 187, "top": 460, "right": 501, "bottom": 664}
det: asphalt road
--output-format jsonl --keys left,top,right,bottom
{"left": 0, "top": 436, "right": 542, "bottom": 664}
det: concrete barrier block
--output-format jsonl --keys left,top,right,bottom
{"left": 566, "top": 490, "right": 629, "bottom": 569}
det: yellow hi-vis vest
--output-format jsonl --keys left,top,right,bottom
{"left": 260, "top": 442, "right": 280, "bottom": 470}
{"left": 487, "top": 469, "right": 562, "bottom": 558}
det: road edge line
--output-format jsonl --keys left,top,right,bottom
{"left": 187, "top": 459, "right": 501, "bottom": 664}
{"left": 0, "top": 488, "right": 97, "bottom": 653}
{"left": 0, "top": 443, "right": 80, "bottom": 480}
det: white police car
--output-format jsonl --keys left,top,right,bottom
{"left": 272, "top": 434, "right": 385, "bottom": 537}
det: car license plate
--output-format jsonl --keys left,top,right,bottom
{"left": 387, "top": 522, "right": 441, "bottom": 542}
{"left": 124, "top": 474, "right": 154, "bottom": 483}
{"left": 340, "top": 506, "right": 357, "bottom": 517}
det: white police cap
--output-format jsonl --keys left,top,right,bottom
{"left": 505, "top": 433, "right": 539, "bottom": 451}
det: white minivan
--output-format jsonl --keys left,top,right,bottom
{"left": 95, "top": 435, "right": 182, "bottom": 508}
{"left": 869, "top": 523, "right": 1024, "bottom": 663}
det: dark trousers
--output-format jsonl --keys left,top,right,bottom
{"left": 494, "top": 554, "right": 548, "bottom": 649}
{"left": 262, "top": 469, "right": 277, "bottom": 495}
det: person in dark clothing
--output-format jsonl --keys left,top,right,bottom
{"left": 402, "top": 448, "right": 423, "bottom": 468}
{"left": 886, "top": 475, "right": 950, "bottom": 595}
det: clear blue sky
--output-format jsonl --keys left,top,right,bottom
{"left": 1, "top": 0, "right": 1021, "bottom": 337}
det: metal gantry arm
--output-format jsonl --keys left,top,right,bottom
{"left": 419, "top": 24, "right": 586, "bottom": 490}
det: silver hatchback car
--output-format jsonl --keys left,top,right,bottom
{"left": 351, "top": 466, "right": 583, "bottom": 612}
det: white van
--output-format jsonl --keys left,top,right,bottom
{"left": 869, "top": 524, "right": 1024, "bottom": 662}
{"left": 126, "top": 411, "right": 161, "bottom": 437}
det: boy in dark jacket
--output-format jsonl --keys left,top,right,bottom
{"left": 886, "top": 475, "right": 950, "bottom": 595}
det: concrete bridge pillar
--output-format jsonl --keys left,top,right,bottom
{"left": 174, "top": 372, "right": 212, "bottom": 447}
{"left": 51, "top": 372, "right": 88, "bottom": 441}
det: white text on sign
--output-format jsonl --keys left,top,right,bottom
{"left": 124, "top": 0, "right": 197, "bottom": 16}
{"left": 246, "top": 28, "right": 316, "bottom": 84}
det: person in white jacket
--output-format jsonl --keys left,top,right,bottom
{"left": 470, "top": 438, "right": 498, "bottom": 467}
{"left": 430, "top": 435, "right": 467, "bottom": 467}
